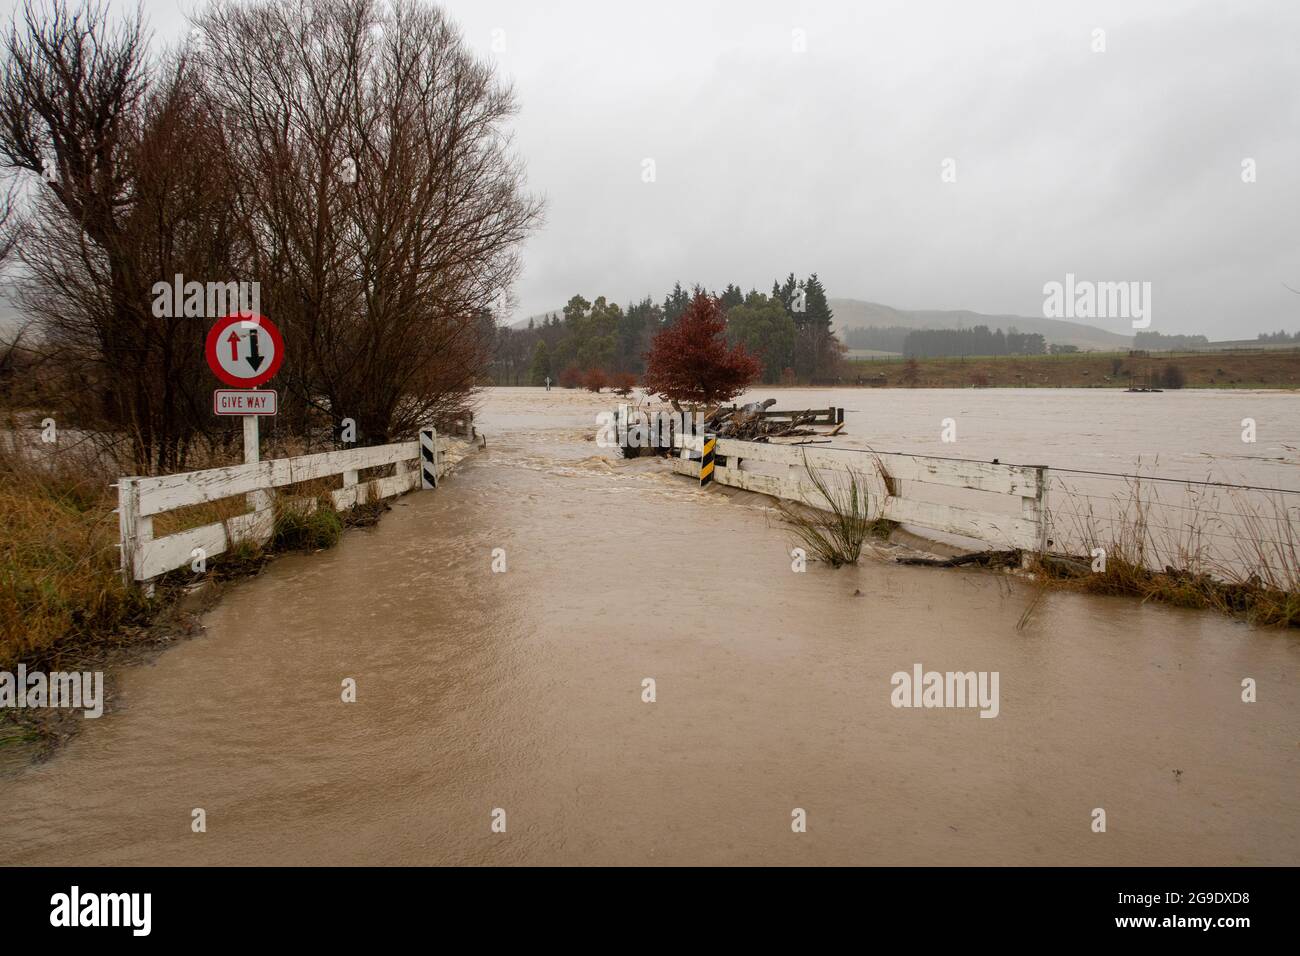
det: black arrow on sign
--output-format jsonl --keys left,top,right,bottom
{"left": 246, "top": 328, "right": 265, "bottom": 371}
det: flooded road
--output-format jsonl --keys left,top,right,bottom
{"left": 1, "top": 388, "right": 1297, "bottom": 865}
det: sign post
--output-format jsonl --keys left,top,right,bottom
{"left": 206, "top": 313, "right": 284, "bottom": 511}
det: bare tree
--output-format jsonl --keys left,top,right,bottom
{"left": 0, "top": 1, "right": 247, "bottom": 471}
{"left": 0, "top": 0, "right": 539, "bottom": 468}
{"left": 198, "top": 0, "right": 542, "bottom": 444}
{"left": 0, "top": 182, "right": 21, "bottom": 264}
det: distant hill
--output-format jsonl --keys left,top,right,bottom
{"left": 830, "top": 299, "right": 1134, "bottom": 351}
{"left": 507, "top": 310, "right": 560, "bottom": 331}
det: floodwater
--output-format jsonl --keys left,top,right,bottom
{"left": 0, "top": 387, "right": 1296, "bottom": 865}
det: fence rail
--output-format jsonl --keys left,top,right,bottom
{"left": 116, "top": 429, "right": 453, "bottom": 583}
{"left": 718, "top": 405, "right": 845, "bottom": 425}
{"left": 672, "top": 433, "right": 1048, "bottom": 553}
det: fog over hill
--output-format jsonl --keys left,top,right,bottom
{"left": 829, "top": 299, "right": 1134, "bottom": 350}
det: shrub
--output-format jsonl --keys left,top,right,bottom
{"left": 558, "top": 365, "right": 582, "bottom": 389}
{"left": 1160, "top": 364, "right": 1186, "bottom": 389}
{"left": 582, "top": 368, "right": 608, "bottom": 392}
{"left": 609, "top": 372, "right": 638, "bottom": 396}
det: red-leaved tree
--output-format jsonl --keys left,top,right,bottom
{"left": 644, "top": 293, "right": 760, "bottom": 405}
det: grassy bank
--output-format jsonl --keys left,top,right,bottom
{"left": 0, "top": 443, "right": 151, "bottom": 669}
{"left": 842, "top": 348, "right": 1300, "bottom": 389}
{"left": 0, "top": 437, "right": 382, "bottom": 671}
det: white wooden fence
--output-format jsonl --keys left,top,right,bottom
{"left": 673, "top": 434, "right": 1049, "bottom": 553}
{"left": 116, "top": 429, "right": 455, "bottom": 584}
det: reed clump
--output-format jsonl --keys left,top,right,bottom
{"left": 272, "top": 497, "right": 345, "bottom": 551}
{"left": 779, "top": 454, "right": 895, "bottom": 567}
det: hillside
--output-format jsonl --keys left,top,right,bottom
{"left": 509, "top": 309, "right": 560, "bottom": 330}
{"left": 830, "top": 299, "right": 1134, "bottom": 351}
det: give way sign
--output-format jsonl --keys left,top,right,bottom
{"left": 205, "top": 313, "right": 284, "bottom": 388}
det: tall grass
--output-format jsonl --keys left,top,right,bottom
{"left": 0, "top": 429, "right": 365, "bottom": 668}
{"left": 1045, "top": 478, "right": 1300, "bottom": 627}
{"left": 778, "top": 453, "right": 892, "bottom": 566}
{"left": 0, "top": 434, "right": 146, "bottom": 668}
{"left": 273, "top": 496, "right": 344, "bottom": 551}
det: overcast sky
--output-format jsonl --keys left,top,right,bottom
{"left": 6, "top": 0, "right": 1298, "bottom": 337}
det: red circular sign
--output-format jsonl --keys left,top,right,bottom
{"left": 205, "top": 313, "right": 284, "bottom": 388}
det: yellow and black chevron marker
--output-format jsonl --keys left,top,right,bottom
{"left": 699, "top": 433, "right": 717, "bottom": 486}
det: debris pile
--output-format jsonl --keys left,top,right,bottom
{"left": 702, "top": 399, "right": 841, "bottom": 441}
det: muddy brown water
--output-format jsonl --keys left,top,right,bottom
{"left": 0, "top": 388, "right": 1297, "bottom": 865}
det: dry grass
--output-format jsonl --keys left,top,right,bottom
{"left": 1041, "top": 479, "right": 1300, "bottom": 627}
{"left": 0, "top": 431, "right": 374, "bottom": 669}
{"left": 0, "top": 436, "right": 148, "bottom": 669}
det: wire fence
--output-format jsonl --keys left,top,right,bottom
{"left": 796, "top": 442, "right": 1299, "bottom": 586}
{"left": 1043, "top": 466, "right": 1300, "bottom": 585}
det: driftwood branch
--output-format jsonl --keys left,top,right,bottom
{"left": 895, "top": 550, "right": 1021, "bottom": 569}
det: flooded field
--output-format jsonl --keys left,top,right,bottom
{"left": 499, "top": 385, "right": 1300, "bottom": 489}
{"left": 0, "top": 388, "right": 1296, "bottom": 865}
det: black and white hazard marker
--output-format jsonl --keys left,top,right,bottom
{"left": 419, "top": 427, "right": 439, "bottom": 489}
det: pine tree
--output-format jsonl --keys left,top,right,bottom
{"left": 719, "top": 283, "right": 744, "bottom": 311}
{"left": 803, "top": 273, "right": 832, "bottom": 332}
{"left": 663, "top": 282, "right": 691, "bottom": 325}
{"left": 777, "top": 272, "right": 799, "bottom": 315}
{"left": 792, "top": 273, "right": 839, "bottom": 381}
{"left": 528, "top": 340, "right": 551, "bottom": 386}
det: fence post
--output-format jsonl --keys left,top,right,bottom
{"left": 1021, "top": 465, "right": 1049, "bottom": 567}
{"left": 117, "top": 477, "right": 140, "bottom": 587}
{"left": 419, "top": 427, "right": 439, "bottom": 488}
{"left": 1037, "top": 466, "right": 1050, "bottom": 553}
{"left": 116, "top": 477, "right": 154, "bottom": 591}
